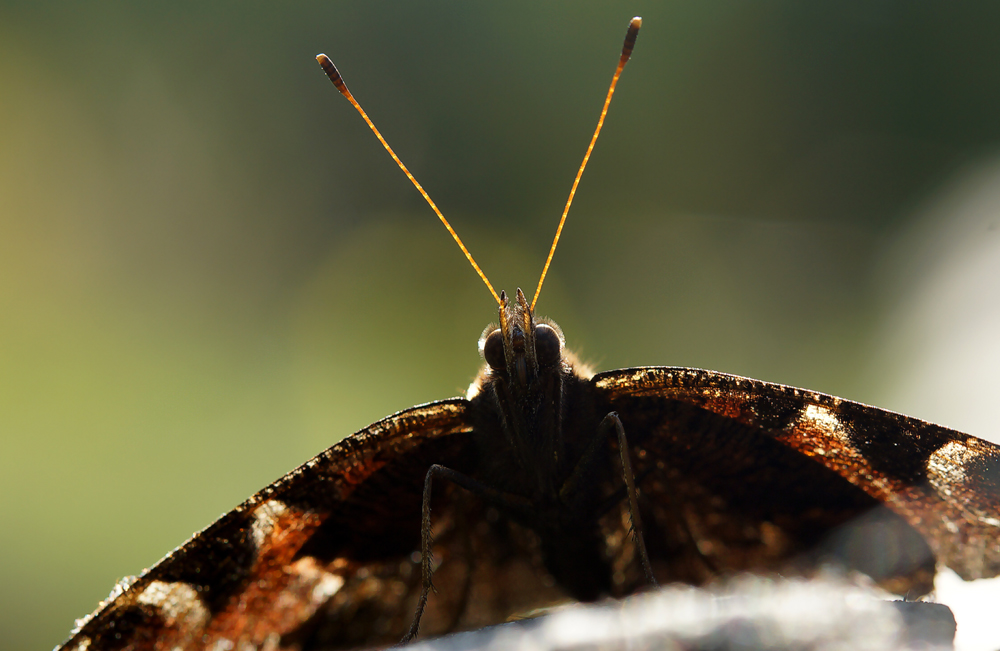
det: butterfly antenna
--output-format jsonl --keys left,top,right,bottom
{"left": 531, "top": 16, "right": 641, "bottom": 311}
{"left": 317, "top": 54, "right": 502, "bottom": 305}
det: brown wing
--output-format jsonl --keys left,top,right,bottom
{"left": 593, "top": 367, "right": 1000, "bottom": 593}
{"left": 56, "top": 400, "right": 571, "bottom": 651}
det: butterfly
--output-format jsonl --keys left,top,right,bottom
{"left": 57, "top": 16, "right": 1000, "bottom": 651}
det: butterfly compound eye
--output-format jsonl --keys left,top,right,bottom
{"left": 534, "top": 324, "right": 562, "bottom": 368}
{"left": 482, "top": 329, "right": 505, "bottom": 370}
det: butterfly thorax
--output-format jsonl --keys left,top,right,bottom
{"left": 465, "top": 289, "right": 617, "bottom": 599}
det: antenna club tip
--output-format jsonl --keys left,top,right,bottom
{"left": 316, "top": 54, "right": 349, "bottom": 95}
{"left": 621, "top": 16, "right": 641, "bottom": 60}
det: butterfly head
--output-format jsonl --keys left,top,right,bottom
{"left": 478, "top": 288, "right": 564, "bottom": 392}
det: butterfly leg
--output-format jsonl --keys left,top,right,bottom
{"left": 402, "top": 464, "right": 532, "bottom": 644}
{"left": 558, "top": 412, "right": 656, "bottom": 588}
{"left": 601, "top": 412, "right": 657, "bottom": 588}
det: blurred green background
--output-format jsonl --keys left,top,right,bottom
{"left": 3, "top": 2, "right": 1000, "bottom": 650}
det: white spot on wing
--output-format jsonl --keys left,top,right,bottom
{"left": 928, "top": 441, "right": 1000, "bottom": 527}
{"left": 63, "top": 637, "right": 91, "bottom": 651}
{"left": 928, "top": 440, "right": 971, "bottom": 485}
{"left": 207, "top": 639, "right": 234, "bottom": 651}
{"left": 251, "top": 499, "right": 289, "bottom": 549}
{"left": 314, "top": 570, "right": 345, "bottom": 602}
{"left": 136, "top": 580, "right": 209, "bottom": 629}
{"left": 801, "top": 404, "right": 847, "bottom": 440}
{"left": 279, "top": 557, "right": 345, "bottom": 610}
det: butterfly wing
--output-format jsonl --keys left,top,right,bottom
{"left": 593, "top": 367, "right": 1000, "bottom": 592}
{"left": 57, "top": 399, "right": 572, "bottom": 651}
{"left": 62, "top": 366, "right": 1000, "bottom": 650}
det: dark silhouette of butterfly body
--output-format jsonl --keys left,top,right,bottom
{"left": 459, "top": 290, "right": 616, "bottom": 604}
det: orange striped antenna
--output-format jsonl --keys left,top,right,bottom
{"left": 530, "top": 16, "right": 641, "bottom": 311}
{"left": 316, "top": 54, "right": 502, "bottom": 305}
